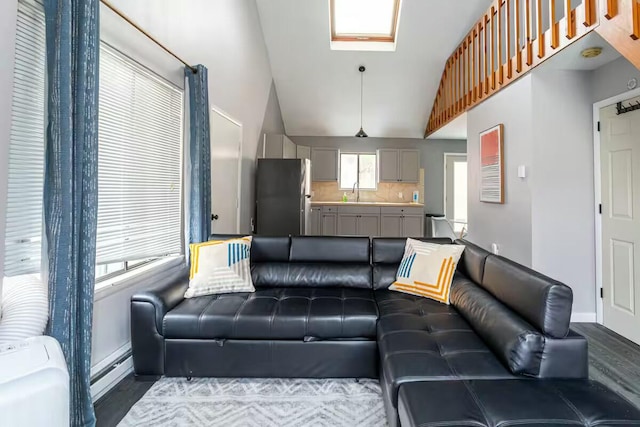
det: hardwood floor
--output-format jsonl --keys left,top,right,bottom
{"left": 94, "top": 323, "right": 640, "bottom": 426}
{"left": 572, "top": 322, "right": 640, "bottom": 409}
{"left": 94, "top": 374, "right": 154, "bottom": 427}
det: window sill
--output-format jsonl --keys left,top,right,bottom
{"left": 94, "top": 255, "right": 185, "bottom": 302}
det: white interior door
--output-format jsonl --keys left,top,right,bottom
{"left": 445, "top": 154, "right": 468, "bottom": 233}
{"left": 600, "top": 96, "right": 640, "bottom": 345}
{"left": 210, "top": 108, "right": 242, "bottom": 234}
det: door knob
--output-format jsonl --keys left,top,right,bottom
{"left": 211, "top": 214, "right": 219, "bottom": 220}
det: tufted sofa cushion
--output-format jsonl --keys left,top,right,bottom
{"left": 375, "top": 289, "right": 514, "bottom": 408}
{"left": 398, "top": 380, "right": 640, "bottom": 427}
{"left": 163, "top": 287, "right": 378, "bottom": 340}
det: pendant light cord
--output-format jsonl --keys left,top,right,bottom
{"left": 360, "top": 71, "right": 364, "bottom": 128}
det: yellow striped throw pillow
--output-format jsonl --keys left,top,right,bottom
{"left": 389, "top": 238, "right": 465, "bottom": 304}
{"left": 185, "top": 236, "right": 255, "bottom": 298}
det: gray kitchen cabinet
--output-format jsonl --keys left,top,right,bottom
{"left": 321, "top": 206, "right": 338, "bottom": 235}
{"left": 358, "top": 214, "right": 380, "bottom": 237}
{"left": 262, "top": 134, "right": 297, "bottom": 159}
{"left": 399, "top": 149, "right": 420, "bottom": 182}
{"left": 337, "top": 214, "right": 358, "bottom": 235}
{"left": 402, "top": 214, "right": 424, "bottom": 237}
{"left": 310, "top": 207, "right": 322, "bottom": 235}
{"left": 378, "top": 149, "right": 399, "bottom": 182}
{"left": 380, "top": 214, "right": 402, "bottom": 237}
{"left": 337, "top": 206, "right": 381, "bottom": 236}
{"left": 378, "top": 149, "right": 420, "bottom": 183}
{"left": 296, "top": 145, "right": 311, "bottom": 160}
{"left": 311, "top": 148, "right": 339, "bottom": 182}
{"left": 321, "top": 213, "right": 337, "bottom": 235}
{"left": 380, "top": 206, "right": 424, "bottom": 237}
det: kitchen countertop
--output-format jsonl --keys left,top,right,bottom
{"left": 311, "top": 201, "right": 424, "bottom": 208}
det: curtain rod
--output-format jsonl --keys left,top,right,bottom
{"left": 99, "top": 0, "right": 197, "bottom": 73}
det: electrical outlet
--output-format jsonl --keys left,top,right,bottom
{"left": 398, "top": 192, "right": 403, "bottom": 199}
{"left": 491, "top": 243, "right": 500, "bottom": 255}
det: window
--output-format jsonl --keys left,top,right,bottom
{"left": 330, "top": 0, "right": 401, "bottom": 51}
{"left": 3, "top": 2, "right": 184, "bottom": 282}
{"left": 96, "top": 45, "right": 184, "bottom": 279}
{"left": 3, "top": 0, "right": 46, "bottom": 277}
{"left": 340, "top": 153, "right": 377, "bottom": 190}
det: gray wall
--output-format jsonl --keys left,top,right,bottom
{"left": 0, "top": 2, "right": 18, "bottom": 285}
{"left": 467, "top": 75, "right": 534, "bottom": 267}
{"left": 289, "top": 136, "right": 467, "bottom": 215}
{"left": 591, "top": 56, "right": 640, "bottom": 103}
{"left": 531, "top": 69, "right": 595, "bottom": 316}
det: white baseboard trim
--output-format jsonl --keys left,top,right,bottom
{"left": 91, "top": 342, "right": 133, "bottom": 403}
{"left": 571, "top": 312, "right": 597, "bottom": 323}
{"left": 91, "top": 355, "right": 133, "bottom": 403}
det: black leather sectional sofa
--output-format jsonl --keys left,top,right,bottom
{"left": 131, "top": 236, "right": 640, "bottom": 426}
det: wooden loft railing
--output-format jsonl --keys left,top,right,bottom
{"left": 425, "top": 0, "right": 640, "bottom": 137}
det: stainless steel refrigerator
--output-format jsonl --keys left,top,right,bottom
{"left": 256, "top": 158, "right": 311, "bottom": 236}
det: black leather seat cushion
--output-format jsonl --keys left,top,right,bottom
{"left": 163, "top": 287, "right": 378, "bottom": 340}
{"left": 376, "top": 290, "right": 514, "bottom": 407}
{"left": 398, "top": 380, "right": 640, "bottom": 427}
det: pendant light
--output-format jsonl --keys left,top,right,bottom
{"left": 355, "top": 65, "right": 368, "bottom": 138}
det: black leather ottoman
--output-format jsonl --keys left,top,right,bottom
{"left": 398, "top": 380, "right": 640, "bottom": 427}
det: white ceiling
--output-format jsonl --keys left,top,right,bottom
{"left": 256, "top": 0, "right": 492, "bottom": 139}
{"left": 542, "top": 32, "right": 621, "bottom": 71}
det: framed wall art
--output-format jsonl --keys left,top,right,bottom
{"left": 479, "top": 124, "right": 504, "bottom": 204}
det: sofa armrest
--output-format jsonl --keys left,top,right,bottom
{"left": 132, "top": 278, "right": 189, "bottom": 333}
{"left": 131, "top": 278, "right": 188, "bottom": 377}
{"left": 538, "top": 330, "right": 589, "bottom": 379}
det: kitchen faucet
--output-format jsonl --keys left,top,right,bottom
{"left": 352, "top": 181, "right": 360, "bottom": 202}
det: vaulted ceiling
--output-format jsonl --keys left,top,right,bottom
{"left": 256, "top": 0, "right": 492, "bottom": 139}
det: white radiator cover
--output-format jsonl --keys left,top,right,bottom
{"left": 0, "top": 336, "right": 69, "bottom": 426}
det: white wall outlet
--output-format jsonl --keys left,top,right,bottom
{"left": 398, "top": 192, "right": 403, "bottom": 199}
{"left": 491, "top": 243, "right": 500, "bottom": 255}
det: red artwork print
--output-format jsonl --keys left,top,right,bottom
{"left": 481, "top": 129, "right": 500, "bottom": 167}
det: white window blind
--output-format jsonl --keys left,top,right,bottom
{"left": 97, "top": 46, "right": 184, "bottom": 264}
{"left": 3, "top": 1, "right": 46, "bottom": 277}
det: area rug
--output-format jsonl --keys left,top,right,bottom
{"left": 118, "top": 377, "right": 388, "bottom": 427}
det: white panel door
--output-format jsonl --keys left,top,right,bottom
{"left": 601, "top": 97, "right": 640, "bottom": 345}
{"left": 210, "top": 108, "right": 242, "bottom": 234}
{"left": 445, "top": 154, "right": 468, "bottom": 233}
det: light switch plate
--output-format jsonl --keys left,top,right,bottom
{"left": 517, "top": 165, "right": 526, "bottom": 178}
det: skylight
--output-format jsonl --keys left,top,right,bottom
{"left": 330, "top": 0, "right": 401, "bottom": 50}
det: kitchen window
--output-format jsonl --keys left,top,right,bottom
{"left": 339, "top": 153, "right": 377, "bottom": 191}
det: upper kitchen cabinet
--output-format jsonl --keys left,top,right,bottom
{"left": 261, "top": 134, "right": 297, "bottom": 159}
{"left": 296, "top": 145, "right": 311, "bottom": 160}
{"left": 378, "top": 149, "right": 420, "bottom": 183}
{"left": 311, "top": 147, "right": 339, "bottom": 182}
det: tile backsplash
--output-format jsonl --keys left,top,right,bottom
{"left": 312, "top": 172, "right": 425, "bottom": 204}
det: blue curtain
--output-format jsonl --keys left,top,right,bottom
{"left": 186, "top": 65, "right": 212, "bottom": 244}
{"left": 43, "top": 1, "right": 100, "bottom": 426}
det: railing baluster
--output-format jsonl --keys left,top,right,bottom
{"left": 498, "top": 0, "right": 504, "bottom": 84}
{"left": 537, "top": 0, "right": 545, "bottom": 58}
{"left": 605, "top": 0, "right": 618, "bottom": 19}
{"left": 633, "top": 0, "right": 640, "bottom": 40}
{"left": 566, "top": 0, "right": 576, "bottom": 39}
{"left": 484, "top": 15, "right": 490, "bottom": 94}
{"left": 516, "top": 0, "right": 523, "bottom": 72}
{"left": 507, "top": 0, "right": 513, "bottom": 78}
{"left": 491, "top": 6, "right": 497, "bottom": 89}
{"left": 473, "top": 29, "right": 478, "bottom": 102}
{"left": 550, "top": 0, "right": 559, "bottom": 48}
{"left": 526, "top": 0, "right": 533, "bottom": 65}
{"left": 583, "top": 0, "right": 596, "bottom": 26}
